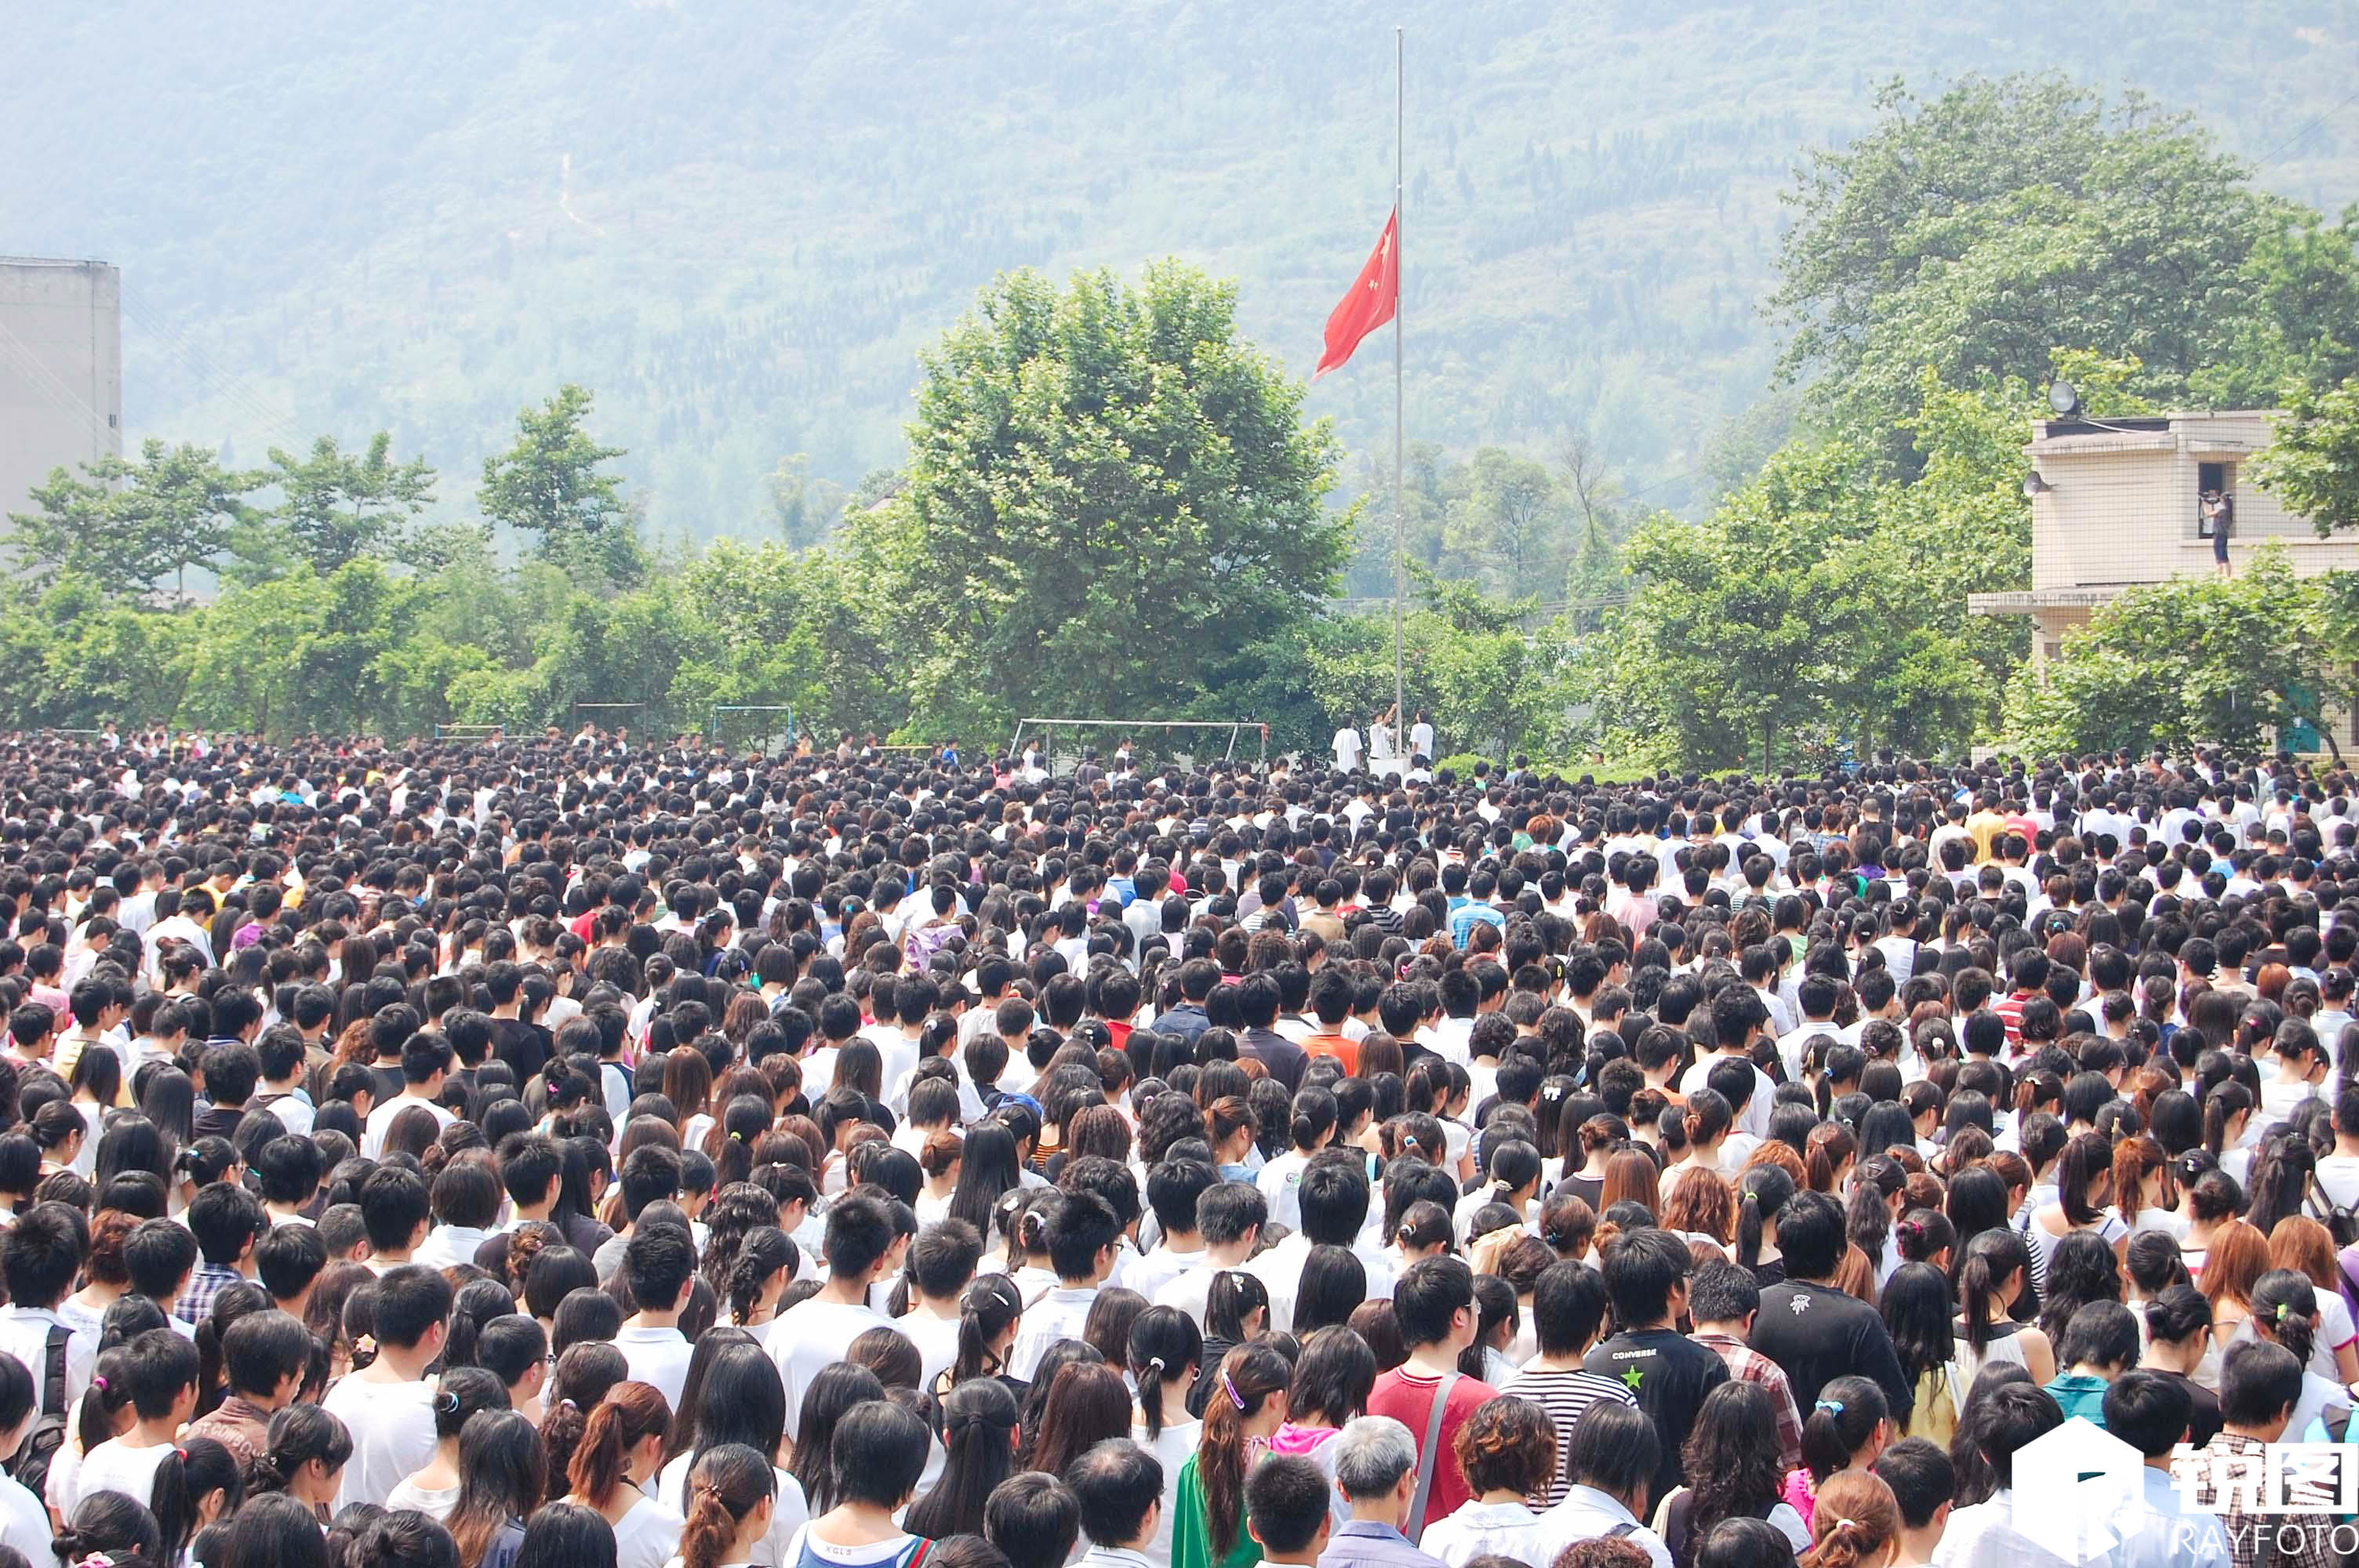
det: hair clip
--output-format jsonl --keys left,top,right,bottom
{"left": 1145, "top": 1356, "right": 1165, "bottom": 1376}
{"left": 90, "top": 1374, "right": 107, "bottom": 1391}
{"left": 1223, "top": 1372, "right": 1246, "bottom": 1410}
{"left": 352, "top": 1334, "right": 376, "bottom": 1357}
{"left": 559, "top": 1397, "right": 579, "bottom": 1413}
{"left": 1740, "top": 1189, "right": 1759, "bottom": 1205}
{"left": 2277, "top": 1301, "right": 2291, "bottom": 1323}
{"left": 1815, "top": 1399, "right": 1845, "bottom": 1415}
{"left": 174, "top": 1446, "right": 187, "bottom": 1460}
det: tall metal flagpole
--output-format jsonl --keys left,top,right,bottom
{"left": 1391, "top": 25, "right": 1405, "bottom": 747}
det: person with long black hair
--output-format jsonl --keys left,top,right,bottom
{"left": 907, "top": 1376, "right": 1020, "bottom": 1541}
{"left": 653, "top": 1334, "right": 810, "bottom": 1566}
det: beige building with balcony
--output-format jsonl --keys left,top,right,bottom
{"left": 1970, "top": 410, "right": 2359, "bottom": 664}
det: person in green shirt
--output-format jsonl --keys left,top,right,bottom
{"left": 2041, "top": 1299, "right": 2139, "bottom": 1427}
{"left": 1172, "top": 1342, "right": 1292, "bottom": 1568}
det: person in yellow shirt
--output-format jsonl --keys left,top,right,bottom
{"left": 1963, "top": 793, "right": 2009, "bottom": 864}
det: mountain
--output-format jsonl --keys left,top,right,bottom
{"left": 5, "top": 0, "right": 2354, "bottom": 537}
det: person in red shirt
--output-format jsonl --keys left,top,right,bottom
{"left": 1300, "top": 969, "right": 1359, "bottom": 1074}
{"left": 1363, "top": 1257, "right": 1496, "bottom": 1538}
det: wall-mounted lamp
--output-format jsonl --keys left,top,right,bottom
{"left": 2023, "top": 471, "right": 2053, "bottom": 499}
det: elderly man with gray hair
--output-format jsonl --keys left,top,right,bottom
{"left": 1315, "top": 1415, "right": 1447, "bottom": 1568}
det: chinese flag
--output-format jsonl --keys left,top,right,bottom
{"left": 1314, "top": 209, "right": 1398, "bottom": 379}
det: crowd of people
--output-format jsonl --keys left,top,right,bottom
{"left": 0, "top": 728, "right": 2348, "bottom": 1568}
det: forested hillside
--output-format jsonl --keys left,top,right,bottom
{"left": 5, "top": 1, "right": 2354, "bottom": 537}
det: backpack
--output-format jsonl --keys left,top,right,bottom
{"left": 9, "top": 1323, "right": 69, "bottom": 1497}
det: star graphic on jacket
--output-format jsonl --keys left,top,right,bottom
{"left": 1619, "top": 1366, "right": 1644, "bottom": 1391}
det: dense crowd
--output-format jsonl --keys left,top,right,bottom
{"left": 0, "top": 728, "right": 2350, "bottom": 1568}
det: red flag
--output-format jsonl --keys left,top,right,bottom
{"left": 1314, "top": 209, "right": 1398, "bottom": 379}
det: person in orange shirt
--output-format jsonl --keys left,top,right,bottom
{"left": 1299, "top": 967, "right": 1359, "bottom": 1073}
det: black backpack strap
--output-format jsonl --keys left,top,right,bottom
{"left": 40, "top": 1323, "right": 67, "bottom": 1417}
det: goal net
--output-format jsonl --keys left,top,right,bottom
{"left": 432, "top": 723, "right": 507, "bottom": 743}
{"left": 1006, "top": 717, "right": 1268, "bottom": 776}
{"left": 570, "top": 702, "right": 647, "bottom": 735}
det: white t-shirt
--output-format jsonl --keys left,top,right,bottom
{"left": 616, "top": 1323, "right": 696, "bottom": 1411}
{"left": 771, "top": 1298, "right": 888, "bottom": 1440}
{"left": 1333, "top": 729, "right": 1363, "bottom": 771}
{"left": 594, "top": 1492, "right": 686, "bottom": 1568}
{"left": 362, "top": 1093, "right": 456, "bottom": 1158}
{"left": 324, "top": 1374, "right": 438, "bottom": 1510}
{"left": 0, "top": 1471, "right": 45, "bottom": 1564}
{"left": 2316, "top": 1152, "right": 2359, "bottom": 1212}
{"left": 69, "top": 1436, "right": 173, "bottom": 1515}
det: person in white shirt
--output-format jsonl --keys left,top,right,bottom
{"left": 1408, "top": 712, "right": 1435, "bottom": 762}
{"left": 311, "top": 1265, "right": 442, "bottom": 1509}
{"left": 1332, "top": 726, "right": 1364, "bottom": 774}
{"left": 1009, "top": 1190, "right": 1120, "bottom": 1381}
{"left": 362, "top": 1036, "right": 458, "bottom": 1158}
{"left": 772, "top": 1193, "right": 905, "bottom": 1440}
{"left": 0, "top": 1352, "right": 49, "bottom": 1563}
{"left": 611, "top": 1226, "right": 698, "bottom": 1410}
{"left": 1535, "top": 1402, "right": 1674, "bottom": 1568}
{"left": 1154, "top": 1181, "right": 1265, "bottom": 1330}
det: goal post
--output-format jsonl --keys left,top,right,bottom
{"left": 432, "top": 723, "right": 507, "bottom": 742}
{"left": 1006, "top": 717, "right": 1269, "bottom": 775}
{"left": 570, "top": 701, "right": 647, "bottom": 733}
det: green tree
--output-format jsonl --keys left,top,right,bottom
{"left": 479, "top": 386, "right": 642, "bottom": 586}
{"left": 765, "top": 453, "right": 849, "bottom": 550}
{"left": 1441, "top": 448, "right": 1568, "bottom": 597}
{"left": 1772, "top": 74, "right": 2270, "bottom": 453}
{"left": 856, "top": 263, "right": 1349, "bottom": 734}
{"left": 2255, "top": 374, "right": 2359, "bottom": 533}
{"left": 7, "top": 441, "right": 255, "bottom": 597}
{"left": 2006, "top": 547, "right": 2340, "bottom": 756}
{"left": 262, "top": 433, "right": 437, "bottom": 573}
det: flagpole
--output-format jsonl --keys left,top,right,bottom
{"left": 1391, "top": 24, "right": 1405, "bottom": 753}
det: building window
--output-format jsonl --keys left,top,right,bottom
{"left": 2197, "top": 461, "right": 2238, "bottom": 539}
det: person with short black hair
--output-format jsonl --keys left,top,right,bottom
{"left": 1069, "top": 1436, "right": 1165, "bottom": 1559}
{"left": 772, "top": 1192, "right": 901, "bottom": 1441}
{"left": 0, "top": 1198, "right": 96, "bottom": 1428}
{"left": 615, "top": 1224, "right": 696, "bottom": 1407}
{"left": 123, "top": 1216, "right": 200, "bottom": 1338}
{"left": 1009, "top": 1189, "right": 1119, "bottom": 1381}
{"left": 1245, "top": 1453, "right": 1334, "bottom": 1566}
{"left": 360, "top": 1033, "right": 456, "bottom": 1157}
{"left": 2190, "top": 1341, "right": 2331, "bottom": 1567}
{"left": 66, "top": 1325, "right": 198, "bottom": 1514}
{"left": 1533, "top": 1401, "right": 1670, "bottom": 1568}
{"left": 1499, "top": 1261, "right": 1634, "bottom": 1508}
{"left": 1364, "top": 1258, "right": 1496, "bottom": 1537}
{"left": 180, "top": 1178, "right": 266, "bottom": 1322}
{"left": 320, "top": 1262, "right": 450, "bottom": 1510}
{"left": 984, "top": 1472, "right": 1081, "bottom": 1568}
{"left": 185, "top": 1308, "right": 311, "bottom": 1466}
{"left": 1870, "top": 1436, "right": 1951, "bottom": 1566}
{"left": 1584, "top": 1229, "right": 1726, "bottom": 1503}
{"left": 1747, "top": 1190, "right": 1912, "bottom": 1423}
{"left": 2093, "top": 1370, "right": 2230, "bottom": 1566}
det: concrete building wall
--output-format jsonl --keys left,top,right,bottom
{"left": 0, "top": 258, "right": 122, "bottom": 522}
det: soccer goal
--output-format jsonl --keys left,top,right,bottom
{"left": 571, "top": 702, "right": 647, "bottom": 735}
{"left": 1006, "top": 717, "right": 1268, "bottom": 775}
{"left": 432, "top": 723, "right": 507, "bottom": 742}
{"left": 708, "top": 705, "right": 798, "bottom": 756}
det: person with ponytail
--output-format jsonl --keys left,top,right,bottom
{"left": 1782, "top": 1375, "right": 1890, "bottom": 1530}
{"left": 1126, "top": 1303, "right": 1205, "bottom": 1554}
{"left": 940, "top": 1273, "right": 1022, "bottom": 1396}
{"left": 1172, "top": 1341, "right": 1291, "bottom": 1568}
{"left": 53, "top": 1487, "right": 165, "bottom": 1568}
{"left": 148, "top": 1431, "right": 242, "bottom": 1563}
{"left": 904, "top": 1377, "right": 1019, "bottom": 1541}
{"left": 1733, "top": 1163, "right": 1794, "bottom": 1287}
{"left": 1256, "top": 1086, "right": 1336, "bottom": 1232}
{"left": 2247, "top": 1269, "right": 2354, "bottom": 1440}
{"left": 1186, "top": 1270, "right": 1270, "bottom": 1420}
{"left": 789, "top": 1363, "right": 887, "bottom": 1519}
{"left": 444, "top": 1410, "right": 543, "bottom": 1568}
{"left": 1270, "top": 1324, "right": 1373, "bottom": 1531}
{"left": 1456, "top": 1138, "right": 1541, "bottom": 1248}
{"left": 559, "top": 1381, "right": 683, "bottom": 1568}
{"left": 244, "top": 1402, "right": 351, "bottom": 1520}
{"left": 387, "top": 1365, "right": 510, "bottom": 1521}
{"left": 725, "top": 1226, "right": 797, "bottom": 1340}
{"left": 1795, "top": 1469, "right": 1901, "bottom": 1568}
{"left": 1659, "top": 1089, "right": 1734, "bottom": 1197}
{"left": 540, "top": 1341, "right": 629, "bottom": 1501}
{"left": 670, "top": 1443, "right": 775, "bottom": 1568}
